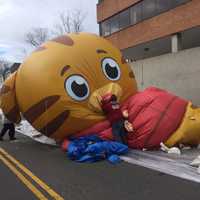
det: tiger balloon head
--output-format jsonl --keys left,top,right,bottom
{"left": 0, "top": 33, "right": 137, "bottom": 141}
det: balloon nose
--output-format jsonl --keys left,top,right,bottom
{"left": 88, "top": 83, "right": 122, "bottom": 112}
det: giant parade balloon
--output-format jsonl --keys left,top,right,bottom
{"left": 1, "top": 32, "right": 200, "bottom": 150}
{"left": 0, "top": 33, "right": 137, "bottom": 142}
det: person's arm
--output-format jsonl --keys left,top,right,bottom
{"left": 122, "top": 110, "right": 129, "bottom": 119}
{"left": 122, "top": 110, "right": 134, "bottom": 133}
{"left": 124, "top": 120, "right": 134, "bottom": 132}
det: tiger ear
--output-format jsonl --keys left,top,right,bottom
{"left": 0, "top": 72, "right": 21, "bottom": 123}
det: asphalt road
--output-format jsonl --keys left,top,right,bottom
{"left": 1, "top": 132, "right": 200, "bottom": 200}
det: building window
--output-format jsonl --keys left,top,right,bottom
{"left": 119, "top": 9, "right": 130, "bottom": 30}
{"left": 110, "top": 15, "right": 119, "bottom": 33}
{"left": 99, "top": 0, "right": 190, "bottom": 36}
{"left": 130, "top": 3, "right": 142, "bottom": 25}
{"left": 171, "top": 0, "right": 190, "bottom": 7}
{"left": 156, "top": 0, "right": 171, "bottom": 14}
{"left": 101, "top": 20, "right": 110, "bottom": 36}
{"left": 142, "top": 0, "right": 157, "bottom": 20}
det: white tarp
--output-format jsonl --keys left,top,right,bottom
{"left": 121, "top": 148, "right": 200, "bottom": 183}
{"left": 16, "top": 120, "right": 57, "bottom": 146}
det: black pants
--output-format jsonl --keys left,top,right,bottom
{"left": 0, "top": 123, "right": 15, "bottom": 139}
{"left": 112, "top": 120, "right": 128, "bottom": 145}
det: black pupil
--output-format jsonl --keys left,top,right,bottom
{"left": 71, "top": 81, "right": 88, "bottom": 98}
{"left": 105, "top": 63, "right": 118, "bottom": 79}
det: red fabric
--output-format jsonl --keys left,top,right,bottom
{"left": 75, "top": 120, "right": 110, "bottom": 138}
{"left": 61, "top": 139, "right": 70, "bottom": 151}
{"left": 123, "top": 87, "right": 188, "bottom": 149}
{"left": 71, "top": 87, "right": 188, "bottom": 150}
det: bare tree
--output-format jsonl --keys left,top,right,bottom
{"left": 23, "top": 9, "right": 86, "bottom": 50}
{"left": 0, "top": 59, "right": 10, "bottom": 71}
{"left": 71, "top": 9, "right": 86, "bottom": 33}
{"left": 25, "top": 27, "right": 50, "bottom": 48}
{"left": 52, "top": 12, "right": 72, "bottom": 35}
{"left": 0, "top": 59, "right": 10, "bottom": 78}
{"left": 19, "top": 47, "right": 29, "bottom": 58}
{"left": 52, "top": 9, "right": 86, "bottom": 36}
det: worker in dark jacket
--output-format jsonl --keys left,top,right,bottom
{"left": 101, "top": 94, "right": 133, "bottom": 145}
{"left": 0, "top": 114, "right": 16, "bottom": 141}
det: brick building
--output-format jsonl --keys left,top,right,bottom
{"left": 97, "top": 0, "right": 200, "bottom": 60}
{"left": 97, "top": 0, "right": 200, "bottom": 104}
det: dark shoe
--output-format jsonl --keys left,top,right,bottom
{"left": 0, "top": 137, "right": 3, "bottom": 141}
{"left": 10, "top": 137, "right": 16, "bottom": 141}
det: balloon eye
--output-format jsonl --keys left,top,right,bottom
{"left": 102, "top": 58, "right": 121, "bottom": 81}
{"left": 65, "top": 75, "right": 90, "bottom": 101}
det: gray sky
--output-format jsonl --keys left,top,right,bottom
{"left": 0, "top": 0, "right": 98, "bottom": 62}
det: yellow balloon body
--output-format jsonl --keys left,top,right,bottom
{"left": 0, "top": 33, "right": 137, "bottom": 141}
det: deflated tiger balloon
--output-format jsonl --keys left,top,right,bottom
{"left": 0, "top": 33, "right": 137, "bottom": 142}
{"left": 2, "top": 32, "right": 200, "bottom": 150}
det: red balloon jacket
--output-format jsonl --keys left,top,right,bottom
{"left": 63, "top": 87, "right": 188, "bottom": 150}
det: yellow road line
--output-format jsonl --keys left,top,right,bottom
{"left": 0, "top": 148, "right": 64, "bottom": 200}
{"left": 0, "top": 154, "right": 48, "bottom": 200}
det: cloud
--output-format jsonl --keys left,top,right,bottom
{"left": 0, "top": 0, "right": 99, "bottom": 62}
{"left": 0, "top": 44, "right": 9, "bottom": 54}
{"left": 0, "top": 41, "right": 29, "bottom": 62}
{"left": 0, "top": 50, "right": 7, "bottom": 55}
{"left": 0, "top": 0, "right": 98, "bottom": 41}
